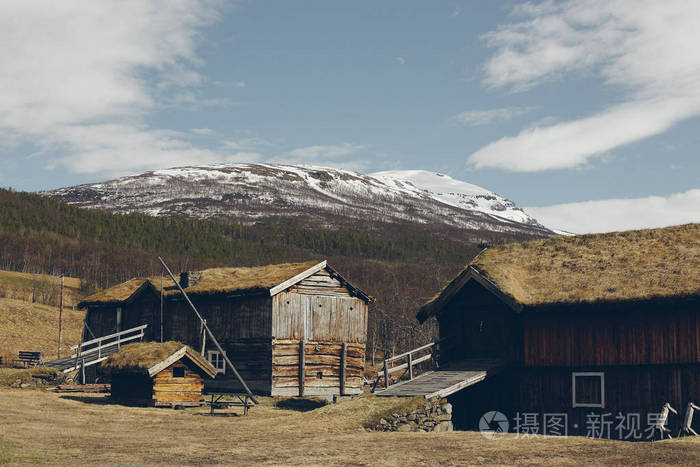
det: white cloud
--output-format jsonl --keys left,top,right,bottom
{"left": 525, "top": 189, "right": 700, "bottom": 234}
{"left": 455, "top": 106, "right": 534, "bottom": 126}
{"left": 0, "top": 1, "right": 223, "bottom": 176}
{"left": 450, "top": 6, "right": 461, "bottom": 18}
{"left": 469, "top": 1, "right": 700, "bottom": 172}
{"left": 396, "top": 57, "right": 406, "bottom": 65}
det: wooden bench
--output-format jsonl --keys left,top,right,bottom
{"left": 13, "top": 351, "right": 42, "bottom": 368}
{"left": 205, "top": 393, "right": 253, "bottom": 416}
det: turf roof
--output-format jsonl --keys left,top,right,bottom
{"left": 419, "top": 223, "right": 700, "bottom": 320}
{"left": 79, "top": 261, "right": 326, "bottom": 307}
{"left": 100, "top": 341, "right": 215, "bottom": 377}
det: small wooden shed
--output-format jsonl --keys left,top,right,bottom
{"left": 101, "top": 341, "right": 216, "bottom": 407}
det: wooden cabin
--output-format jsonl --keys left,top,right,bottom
{"left": 417, "top": 224, "right": 700, "bottom": 438}
{"left": 80, "top": 261, "right": 371, "bottom": 398}
{"left": 101, "top": 341, "right": 216, "bottom": 407}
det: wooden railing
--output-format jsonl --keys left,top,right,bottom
{"left": 62, "top": 324, "right": 148, "bottom": 372}
{"left": 372, "top": 338, "right": 445, "bottom": 391}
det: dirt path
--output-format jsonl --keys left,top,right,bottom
{"left": 1, "top": 389, "right": 699, "bottom": 465}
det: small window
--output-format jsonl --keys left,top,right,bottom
{"left": 572, "top": 372, "right": 605, "bottom": 408}
{"left": 207, "top": 350, "right": 226, "bottom": 375}
{"left": 172, "top": 367, "right": 185, "bottom": 378}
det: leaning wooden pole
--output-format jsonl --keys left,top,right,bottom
{"left": 158, "top": 257, "right": 258, "bottom": 404}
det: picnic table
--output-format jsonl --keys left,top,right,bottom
{"left": 205, "top": 392, "right": 254, "bottom": 416}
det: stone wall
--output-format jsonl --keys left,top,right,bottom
{"left": 374, "top": 398, "right": 453, "bottom": 432}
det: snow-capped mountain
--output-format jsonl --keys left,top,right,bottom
{"left": 44, "top": 164, "right": 553, "bottom": 238}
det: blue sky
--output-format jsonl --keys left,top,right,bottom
{"left": 0, "top": 1, "right": 699, "bottom": 233}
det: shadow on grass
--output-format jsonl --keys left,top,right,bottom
{"left": 59, "top": 395, "right": 125, "bottom": 406}
{"left": 192, "top": 412, "right": 243, "bottom": 417}
{"left": 275, "top": 396, "right": 328, "bottom": 412}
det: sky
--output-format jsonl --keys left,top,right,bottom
{"left": 0, "top": 0, "right": 698, "bottom": 234}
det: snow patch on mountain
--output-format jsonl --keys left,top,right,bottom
{"left": 44, "top": 163, "right": 552, "bottom": 237}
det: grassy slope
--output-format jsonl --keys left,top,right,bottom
{"left": 1, "top": 390, "right": 699, "bottom": 465}
{"left": 0, "top": 270, "right": 82, "bottom": 307}
{"left": 0, "top": 297, "right": 84, "bottom": 364}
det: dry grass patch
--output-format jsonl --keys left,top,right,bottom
{"left": 0, "top": 297, "right": 84, "bottom": 363}
{"left": 3, "top": 389, "right": 700, "bottom": 465}
{"left": 0, "top": 367, "right": 62, "bottom": 386}
{"left": 0, "top": 270, "right": 82, "bottom": 307}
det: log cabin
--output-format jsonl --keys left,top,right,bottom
{"left": 80, "top": 261, "right": 371, "bottom": 398}
{"left": 101, "top": 341, "right": 216, "bottom": 407}
{"left": 417, "top": 224, "right": 700, "bottom": 438}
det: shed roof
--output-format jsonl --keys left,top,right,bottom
{"left": 79, "top": 260, "right": 372, "bottom": 308}
{"left": 100, "top": 341, "right": 216, "bottom": 378}
{"left": 418, "top": 223, "right": 700, "bottom": 321}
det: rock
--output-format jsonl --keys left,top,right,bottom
{"left": 396, "top": 424, "right": 412, "bottom": 432}
{"left": 441, "top": 403, "right": 453, "bottom": 414}
{"left": 407, "top": 414, "right": 417, "bottom": 421}
{"left": 439, "top": 414, "right": 452, "bottom": 421}
{"left": 398, "top": 417, "right": 407, "bottom": 423}
{"left": 440, "top": 421, "right": 454, "bottom": 432}
{"left": 380, "top": 418, "right": 388, "bottom": 426}
{"left": 392, "top": 413, "right": 400, "bottom": 418}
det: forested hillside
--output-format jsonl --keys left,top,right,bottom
{"left": 0, "top": 188, "right": 523, "bottom": 356}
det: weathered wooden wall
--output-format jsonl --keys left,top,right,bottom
{"left": 271, "top": 339, "right": 365, "bottom": 396}
{"left": 514, "top": 364, "right": 700, "bottom": 439}
{"left": 436, "top": 279, "right": 522, "bottom": 365}
{"left": 523, "top": 304, "right": 700, "bottom": 367}
{"left": 269, "top": 270, "right": 368, "bottom": 396}
{"left": 84, "top": 306, "right": 119, "bottom": 341}
{"left": 272, "top": 270, "right": 367, "bottom": 343}
{"left": 152, "top": 360, "right": 205, "bottom": 407}
{"left": 110, "top": 373, "right": 152, "bottom": 405}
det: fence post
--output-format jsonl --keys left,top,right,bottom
{"left": 340, "top": 341, "right": 346, "bottom": 397}
{"left": 299, "top": 339, "right": 305, "bottom": 397}
{"left": 408, "top": 352, "right": 413, "bottom": 380}
{"left": 383, "top": 359, "right": 389, "bottom": 389}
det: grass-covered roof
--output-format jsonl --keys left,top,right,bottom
{"left": 100, "top": 341, "right": 216, "bottom": 377}
{"left": 419, "top": 223, "right": 700, "bottom": 320}
{"left": 79, "top": 261, "right": 322, "bottom": 307}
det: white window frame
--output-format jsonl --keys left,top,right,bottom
{"left": 572, "top": 372, "right": 605, "bottom": 408}
{"left": 207, "top": 350, "right": 226, "bottom": 375}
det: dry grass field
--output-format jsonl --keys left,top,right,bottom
{"left": 0, "top": 269, "right": 85, "bottom": 364}
{"left": 1, "top": 389, "right": 700, "bottom": 466}
{"left": 0, "top": 297, "right": 84, "bottom": 364}
{"left": 0, "top": 270, "right": 82, "bottom": 307}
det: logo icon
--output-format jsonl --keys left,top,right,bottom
{"left": 479, "top": 411, "right": 509, "bottom": 439}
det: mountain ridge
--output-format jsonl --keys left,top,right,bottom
{"left": 44, "top": 163, "right": 553, "bottom": 241}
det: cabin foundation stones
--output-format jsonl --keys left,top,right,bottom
{"left": 374, "top": 399, "right": 453, "bottom": 432}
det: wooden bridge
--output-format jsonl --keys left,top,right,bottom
{"left": 44, "top": 324, "right": 148, "bottom": 374}
{"left": 372, "top": 340, "right": 503, "bottom": 399}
